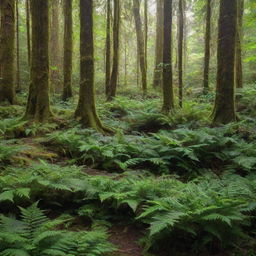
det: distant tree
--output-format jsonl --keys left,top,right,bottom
{"left": 107, "top": 0, "right": 120, "bottom": 101}
{"left": 75, "top": 0, "right": 110, "bottom": 133}
{"left": 16, "top": 0, "right": 21, "bottom": 92}
{"left": 162, "top": 0, "right": 174, "bottom": 113}
{"left": 235, "top": 0, "right": 244, "bottom": 89}
{"left": 153, "top": 0, "right": 164, "bottom": 88}
{"left": 0, "top": 0, "right": 16, "bottom": 104}
{"left": 26, "top": 0, "right": 31, "bottom": 67}
{"left": 202, "top": 0, "right": 212, "bottom": 94}
{"left": 105, "top": 0, "right": 111, "bottom": 96}
{"left": 62, "top": 0, "right": 73, "bottom": 101}
{"left": 144, "top": 0, "right": 148, "bottom": 72}
{"left": 133, "top": 0, "right": 147, "bottom": 95}
{"left": 212, "top": 0, "right": 237, "bottom": 125}
{"left": 24, "top": 0, "right": 52, "bottom": 122}
{"left": 178, "top": 0, "right": 184, "bottom": 108}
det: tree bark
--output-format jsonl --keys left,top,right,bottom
{"left": 75, "top": 0, "right": 110, "bottom": 133}
{"left": 133, "top": 0, "right": 147, "bottom": 95}
{"left": 26, "top": 0, "right": 31, "bottom": 67}
{"left": 107, "top": 0, "right": 120, "bottom": 101}
{"left": 153, "top": 0, "right": 164, "bottom": 88}
{"left": 162, "top": 0, "right": 174, "bottom": 113}
{"left": 62, "top": 0, "right": 73, "bottom": 101}
{"left": 235, "top": 0, "right": 244, "bottom": 89}
{"left": 203, "top": 0, "right": 211, "bottom": 94}
{"left": 0, "top": 0, "right": 16, "bottom": 104}
{"left": 24, "top": 0, "right": 51, "bottom": 122}
{"left": 50, "top": 0, "right": 61, "bottom": 93}
{"left": 16, "top": 0, "right": 20, "bottom": 92}
{"left": 105, "top": 0, "right": 111, "bottom": 96}
{"left": 212, "top": 0, "right": 237, "bottom": 125}
{"left": 144, "top": 0, "right": 148, "bottom": 72}
{"left": 178, "top": 0, "right": 184, "bottom": 108}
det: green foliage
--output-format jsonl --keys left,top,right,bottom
{"left": 0, "top": 203, "right": 114, "bottom": 256}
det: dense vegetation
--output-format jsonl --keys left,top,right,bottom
{"left": 0, "top": 0, "right": 256, "bottom": 255}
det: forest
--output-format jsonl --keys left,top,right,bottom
{"left": 0, "top": 0, "right": 256, "bottom": 255}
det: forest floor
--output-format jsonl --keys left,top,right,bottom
{"left": 1, "top": 88, "right": 256, "bottom": 255}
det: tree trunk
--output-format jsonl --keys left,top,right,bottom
{"left": 26, "top": 0, "right": 31, "bottom": 67}
{"left": 153, "top": 0, "right": 164, "bottom": 88}
{"left": 203, "top": 0, "right": 211, "bottom": 94}
{"left": 75, "top": 0, "right": 110, "bottom": 133}
{"left": 235, "top": 0, "right": 244, "bottom": 89}
{"left": 0, "top": 0, "right": 16, "bottom": 104}
{"left": 105, "top": 0, "right": 111, "bottom": 96}
{"left": 16, "top": 0, "right": 20, "bottom": 92}
{"left": 50, "top": 0, "right": 61, "bottom": 93}
{"left": 212, "top": 0, "right": 237, "bottom": 125}
{"left": 144, "top": 0, "right": 148, "bottom": 72}
{"left": 133, "top": 0, "right": 147, "bottom": 95}
{"left": 62, "top": 0, "right": 73, "bottom": 101}
{"left": 107, "top": 0, "right": 120, "bottom": 101}
{"left": 24, "top": 0, "right": 51, "bottom": 122}
{"left": 162, "top": 0, "right": 174, "bottom": 113}
{"left": 178, "top": 0, "right": 184, "bottom": 108}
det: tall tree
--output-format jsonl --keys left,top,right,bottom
{"left": 178, "top": 0, "right": 184, "bottom": 108}
{"left": 133, "top": 0, "right": 147, "bottom": 95}
{"left": 75, "top": 0, "right": 109, "bottom": 133}
{"left": 50, "top": 0, "right": 61, "bottom": 92}
{"left": 202, "top": 0, "right": 212, "bottom": 94}
{"left": 0, "top": 0, "right": 16, "bottom": 104}
{"left": 162, "top": 0, "right": 174, "bottom": 113}
{"left": 24, "top": 0, "right": 51, "bottom": 122}
{"left": 212, "top": 0, "right": 237, "bottom": 125}
{"left": 107, "top": 0, "right": 120, "bottom": 101}
{"left": 105, "top": 0, "right": 111, "bottom": 96}
{"left": 16, "top": 0, "right": 21, "bottom": 92}
{"left": 235, "top": 0, "right": 244, "bottom": 89}
{"left": 153, "top": 0, "right": 164, "bottom": 88}
{"left": 62, "top": 0, "right": 73, "bottom": 101}
{"left": 144, "top": 0, "right": 148, "bottom": 72}
{"left": 26, "top": 0, "right": 31, "bottom": 67}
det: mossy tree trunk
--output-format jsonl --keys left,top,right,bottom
{"left": 16, "top": 0, "right": 21, "bottom": 92}
{"left": 235, "top": 0, "right": 244, "bottom": 89}
{"left": 178, "top": 0, "right": 184, "bottom": 108}
{"left": 153, "top": 0, "right": 164, "bottom": 88}
{"left": 50, "top": 0, "right": 61, "bottom": 93}
{"left": 202, "top": 0, "right": 211, "bottom": 94}
{"left": 0, "top": 0, "right": 16, "bottom": 104}
{"left": 133, "top": 0, "right": 147, "bottom": 95}
{"left": 144, "top": 0, "right": 148, "bottom": 72}
{"left": 24, "top": 0, "right": 51, "bottom": 122}
{"left": 162, "top": 0, "right": 174, "bottom": 113}
{"left": 62, "top": 0, "right": 73, "bottom": 101}
{"left": 212, "top": 0, "right": 237, "bottom": 125}
{"left": 75, "top": 0, "right": 109, "bottom": 133}
{"left": 26, "top": 0, "right": 31, "bottom": 67}
{"left": 105, "top": 0, "right": 111, "bottom": 96}
{"left": 107, "top": 0, "right": 120, "bottom": 101}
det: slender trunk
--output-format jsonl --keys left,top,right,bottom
{"left": 107, "top": 0, "right": 120, "bottom": 101}
{"left": 235, "top": 0, "right": 244, "bottom": 89}
{"left": 133, "top": 0, "right": 147, "bottom": 95}
{"left": 105, "top": 0, "right": 111, "bottom": 95}
{"left": 124, "top": 37, "right": 127, "bottom": 86}
{"left": 50, "top": 0, "right": 61, "bottom": 93}
{"left": 0, "top": 0, "right": 16, "bottom": 104}
{"left": 16, "top": 0, "right": 20, "bottom": 92}
{"left": 153, "top": 0, "right": 164, "bottom": 88}
{"left": 62, "top": 0, "right": 73, "bottom": 101}
{"left": 162, "top": 0, "right": 174, "bottom": 113}
{"left": 75, "top": 0, "right": 110, "bottom": 133}
{"left": 178, "top": 0, "right": 184, "bottom": 108}
{"left": 25, "top": 0, "right": 51, "bottom": 122}
{"left": 144, "top": 0, "right": 148, "bottom": 72}
{"left": 203, "top": 0, "right": 211, "bottom": 93}
{"left": 26, "top": 0, "right": 31, "bottom": 67}
{"left": 212, "top": 0, "right": 237, "bottom": 125}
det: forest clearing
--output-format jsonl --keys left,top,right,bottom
{"left": 0, "top": 0, "right": 256, "bottom": 255}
